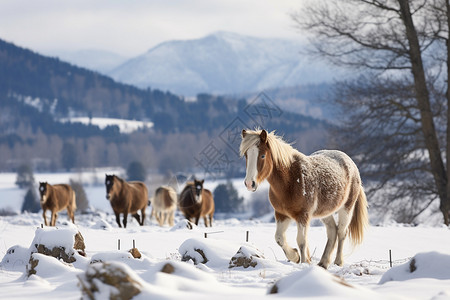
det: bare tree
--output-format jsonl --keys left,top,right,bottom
{"left": 293, "top": 0, "right": 450, "bottom": 224}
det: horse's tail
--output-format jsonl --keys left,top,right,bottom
{"left": 348, "top": 185, "right": 369, "bottom": 245}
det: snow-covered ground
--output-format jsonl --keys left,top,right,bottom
{"left": 1, "top": 172, "right": 450, "bottom": 299}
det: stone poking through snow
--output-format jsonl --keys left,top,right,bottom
{"left": 0, "top": 245, "right": 31, "bottom": 270}
{"left": 23, "top": 225, "right": 88, "bottom": 277}
{"left": 269, "top": 266, "right": 381, "bottom": 299}
{"left": 179, "top": 237, "right": 241, "bottom": 268}
{"left": 22, "top": 225, "right": 87, "bottom": 277}
{"left": 379, "top": 251, "right": 450, "bottom": 284}
{"left": 129, "top": 247, "right": 142, "bottom": 259}
{"left": 229, "top": 245, "right": 265, "bottom": 269}
{"left": 170, "top": 219, "right": 196, "bottom": 231}
{"left": 80, "top": 261, "right": 143, "bottom": 300}
{"left": 30, "top": 226, "right": 86, "bottom": 263}
{"left": 27, "top": 252, "right": 79, "bottom": 278}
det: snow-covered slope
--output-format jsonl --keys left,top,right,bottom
{"left": 109, "top": 32, "right": 340, "bottom": 96}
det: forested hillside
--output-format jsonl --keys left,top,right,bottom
{"left": 0, "top": 39, "right": 328, "bottom": 174}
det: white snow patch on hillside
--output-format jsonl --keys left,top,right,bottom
{"left": 60, "top": 117, "right": 153, "bottom": 133}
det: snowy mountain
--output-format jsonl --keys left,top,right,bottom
{"left": 48, "top": 49, "right": 129, "bottom": 73}
{"left": 109, "top": 32, "right": 341, "bottom": 96}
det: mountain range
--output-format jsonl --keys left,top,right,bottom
{"left": 52, "top": 32, "right": 341, "bottom": 97}
{"left": 110, "top": 32, "right": 341, "bottom": 96}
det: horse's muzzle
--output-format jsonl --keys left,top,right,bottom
{"left": 106, "top": 194, "right": 110, "bottom": 200}
{"left": 244, "top": 180, "right": 257, "bottom": 192}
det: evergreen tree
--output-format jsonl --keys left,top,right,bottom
{"left": 15, "top": 163, "right": 35, "bottom": 188}
{"left": 213, "top": 181, "right": 244, "bottom": 213}
{"left": 127, "top": 161, "right": 147, "bottom": 182}
{"left": 21, "top": 185, "right": 41, "bottom": 213}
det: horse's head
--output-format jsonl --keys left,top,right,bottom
{"left": 105, "top": 174, "right": 119, "bottom": 200}
{"left": 38, "top": 182, "right": 49, "bottom": 204}
{"left": 241, "top": 129, "right": 273, "bottom": 192}
{"left": 193, "top": 179, "right": 204, "bottom": 202}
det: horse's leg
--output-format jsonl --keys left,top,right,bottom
{"left": 42, "top": 209, "right": 48, "bottom": 226}
{"left": 115, "top": 212, "right": 122, "bottom": 228}
{"left": 209, "top": 214, "right": 213, "bottom": 227}
{"left": 51, "top": 212, "right": 58, "bottom": 226}
{"left": 194, "top": 213, "right": 201, "bottom": 226}
{"left": 132, "top": 213, "right": 141, "bottom": 225}
{"left": 318, "top": 215, "right": 338, "bottom": 269}
{"left": 154, "top": 211, "right": 159, "bottom": 224}
{"left": 334, "top": 208, "right": 353, "bottom": 266}
{"left": 161, "top": 212, "right": 166, "bottom": 225}
{"left": 164, "top": 212, "right": 169, "bottom": 226}
{"left": 203, "top": 216, "right": 209, "bottom": 227}
{"left": 140, "top": 208, "right": 146, "bottom": 226}
{"left": 275, "top": 212, "right": 300, "bottom": 263}
{"left": 158, "top": 212, "right": 164, "bottom": 226}
{"left": 150, "top": 207, "right": 155, "bottom": 221}
{"left": 296, "top": 221, "right": 311, "bottom": 264}
{"left": 169, "top": 211, "right": 175, "bottom": 226}
{"left": 67, "top": 206, "right": 75, "bottom": 224}
{"left": 123, "top": 213, "right": 128, "bottom": 228}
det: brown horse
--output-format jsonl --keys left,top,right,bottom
{"left": 38, "top": 182, "right": 76, "bottom": 226}
{"left": 150, "top": 186, "right": 177, "bottom": 226}
{"left": 105, "top": 174, "right": 148, "bottom": 228}
{"left": 178, "top": 179, "right": 215, "bottom": 227}
{"left": 240, "top": 129, "right": 369, "bottom": 269}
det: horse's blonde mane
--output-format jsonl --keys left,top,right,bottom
{"left": 240, "top": 129, "right": 298, "bottom": 168}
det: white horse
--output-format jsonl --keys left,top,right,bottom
{"left": 150, "top": 186, "right": 177, "bottom": 226}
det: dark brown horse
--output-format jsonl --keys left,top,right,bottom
{"left": 240, "top": 129, "right": 369, "bottom": 269}
{"left": 38, "top": 182, "right": 76, "bottom": 226}
{"left": 178, "top": 179, "right": 215, "bottom": 227}
{"left": 105, "top": 174, "right": 148, "bottom": 228}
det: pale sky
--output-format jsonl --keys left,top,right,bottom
{"left": 0, "top": 0, "right": 303, "bottom": 58}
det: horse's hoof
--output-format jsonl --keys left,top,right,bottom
{"left": 290, "top": 249, "right": 300, "bottom": 263}
{"left": 318, "top": 262, "right": 329, "bottom": 269}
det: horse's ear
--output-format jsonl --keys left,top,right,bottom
{"left": 242, "top": 129, "right": 247, "bottom": 138}
{"left": 201, "top": 179, "right": 204, "bottom": 184}
{"left": 260, "top": 130, "right": 268, "bottom": 143}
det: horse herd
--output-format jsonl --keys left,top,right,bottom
{"left": 37, "top": 176, "right": 215, "bottom": 229}
{"left": 36, "top": 129, "right": 369, "bottom": 269}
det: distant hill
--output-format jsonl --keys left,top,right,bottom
{"left": 0, "top": 38, "right": 183, "bottom": 122}
{"left": 0, "top": 38, "right": 329, "bottom": 173}
{"left": 109, "top": 31, "right": 342, "bottom": 96}
{"left": 47, "top": 49, "right": 129, "bottom": 73}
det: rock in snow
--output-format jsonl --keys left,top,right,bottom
{"left": 269, "top": 266, "right": 382, "bottom": 299}
{"left": 229, "top": 245, "right": 265, "bottom": 269}
{"left": 379, "top": 251, "right": 450, "bottom": 284}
